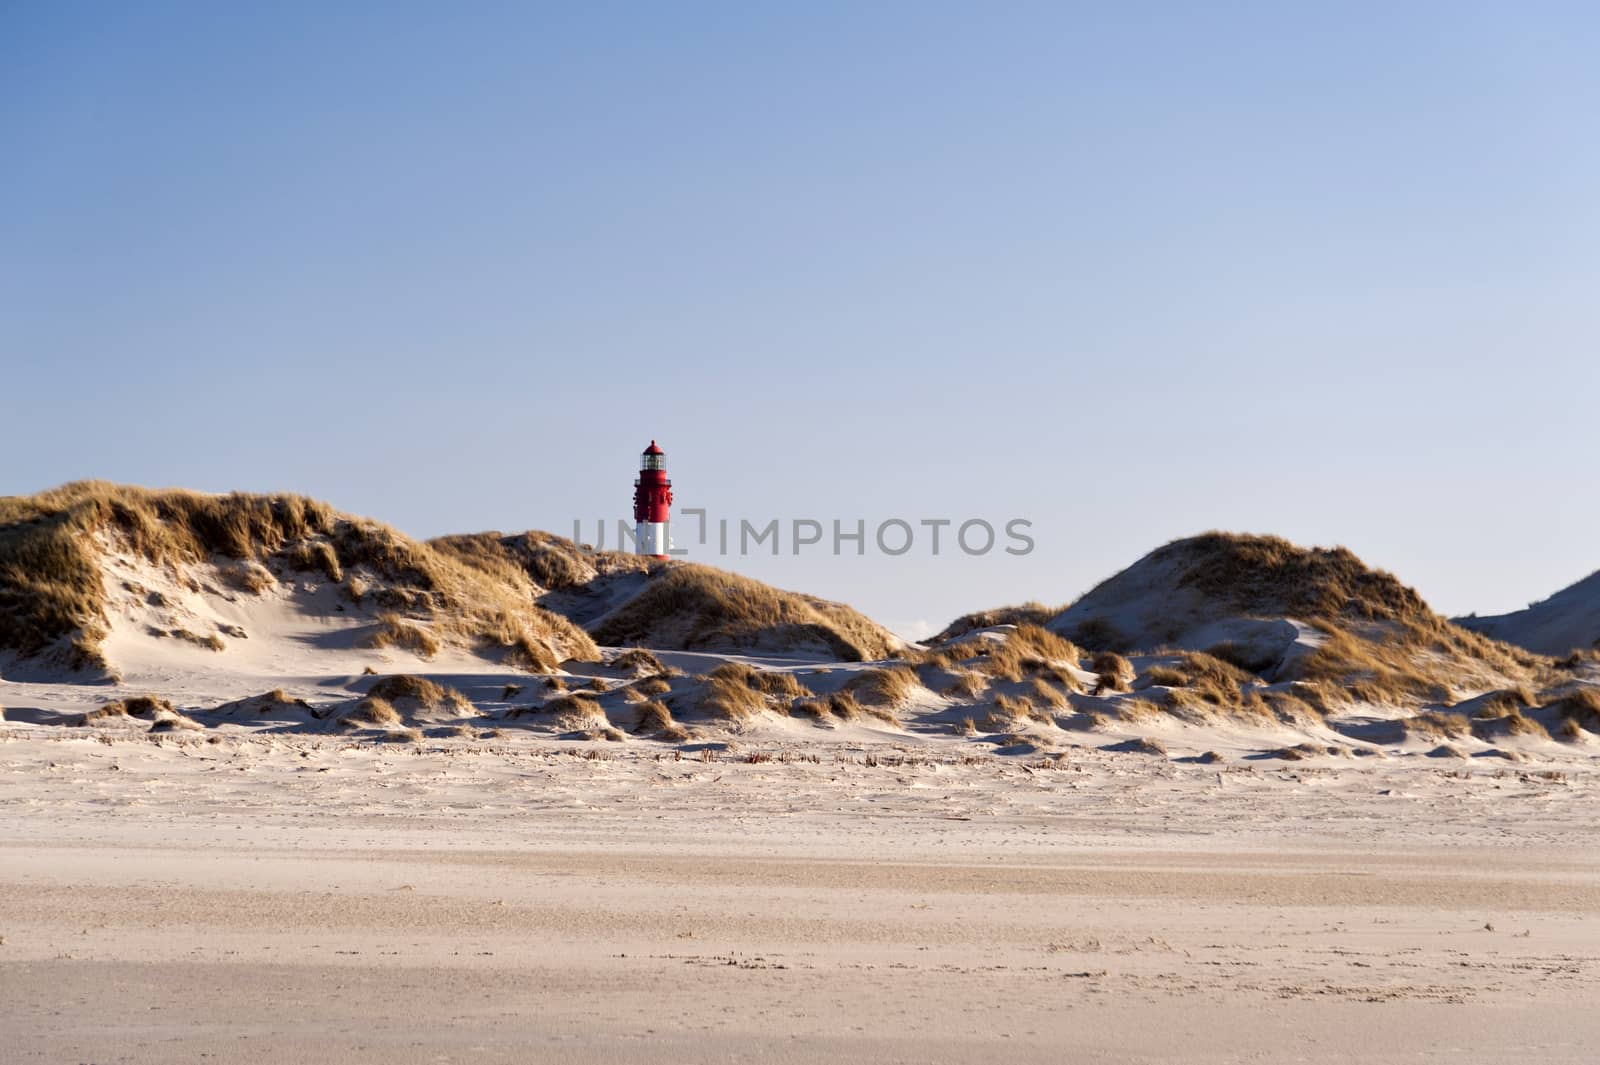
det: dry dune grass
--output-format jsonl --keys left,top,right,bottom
{"left": 979, "top": 693, "right": 1055, "bottom": 732}
{"left": 931, "top": 624, "right": 1083, "bottom": 686}
{"left": 976, "top": 648, "right": 1026, "bottom": 683}
{"left": 1256, "top": 688, "right": 1325, "bottom": 725}
{"left": 790, "top": 689, "right": 897, "bottom": 725}
{"left": 828, "top": 690, "right": 874, "bottom": 722}
{"left": 1026, "top": 677, "right": 1070, "bottom": 709}
{"left": 515, "top": 531, "right": 608, "bottom": 590}
{"left": 902, "top": 646, "right": 958, "bottom": 672}
{"left": 690, "top": 666, "right": 771, "bottom": 722}
{"left": 681, "top": 662, "right": 818, "bottom": 723}
{"left": 364, "top": 614, "right": 441, "bottom": 658}
{"left": 632, "top": 675, "right": 673, "bottom": 698}
{"left": 1462, "top": 687, "right": 1549, "bottom": 740}
{"left": 167, "top": 628, "right": 226, "bottom": 652}
{"left": 630, "top": 700, "right": 690, "bottom": 741}
{"left": 1160, "top": 687, "right": 1245, "bottom": 725}
{"left": 1164, "top": 533, "right": 1438, "bottom": 625}
{"left": 1204, "top": 639, "right": 1280, "bottom": 676}
{"left": 1266, "top": 615, "right": 1553, "bottom": 709}
{"left": 364, "top": 675, "right": 472, "bottom": 717}
{"left": 430, "top": 529, "right": 647, "bottom": 594}
{"left": 286, "top": 540, "right": 342, "bottom": 582}
{"left": 237, "top": 689, "right": 316, "bottom": 716}
{"left": 1008, "top": 623, "right": 1083, "bottom": 662}
{"left": 1541, "top": 687, "right": 1600, "bottom": 735}
{"left": 1123, "top": 736, "right": 1169, "bottom": 756}
{"left": 1141, "top": 664, "right": 1187, "bottom": 688}
{"left": 591, "top": 564, "right": 898, "bottom": 661}
{"left": 630, "top": 699, "right": 672, "bottom": 733}
{"left": 1269, "top": 742, "right": 1346, "bottom": 761}
{"left": 148, "top": 709, "right": 204, "bottom": 733}
{"left": 74, "top": 694, "right": 175, "bottom": 726}
{"left": 1090, "top": 651, "right": 1134, "bottom": 692}
{"left": 842, "top": 666, "right": 919, "bottom": 708}
{"left": 339, "top": 697, "right": 401, "bottom": 729}
{"left": 1109, "top": 698, "right": 1161, "bottom": 725}
{"left": 1557, "top": 648, "right": 1600, "bottom": 670}
{"left": 0, "top": 482, "right": 598, "bottom": 674}
{"left": 1401, "top": 710, "right": 1472, "bottom": 741}
{"left": 611, "top": 648, "right": 668, "bottom": 676}
{"left": 942, "top": 671, "right": 986, "bottom": 699}
{"left": 1280, "top": 680, "right": 1342, "bottom": 717}
{"left": 366, "top": 674, "right": 451, "bottom": 705}
{"left": 1032, "top": 662, "right": 1080, "bottom": 691}
{"left": 753, "top": 670, "right": 813, "bottom": 700}
{"left": 987, "top": 625, "right": 1081, "bottom": 678}
{"left": 1471, "top": 708, "right": 1548, "bottom": 741}
{"left": 1474, "top": 686, "right": 1538, "bottom": 716}
{"left": 533, "top": 692, "right": 607, "bottom": 732}
{"left": 707, "top": 661, "right": 815, "bottom": 699}
{"left": 787, "top": 696, "right": 830, "bottom": 722}
{"left": 931, "top": 601, "right": 1062, "bottom": 642}
{"left": 532, "top": 692, "right": 598, "bottom": 717}
{"left": 222, "top": 560, "right": 276, "bottom": 595}
{"left": 1138, "top": 652, "right": 1258, "bottom": 719}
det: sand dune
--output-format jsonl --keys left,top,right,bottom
{"left": 927, "top": 533, "right": 1600, "bottom": 758}
{"left": 1458, "top": 568, "right": 1600, "bottom": 658}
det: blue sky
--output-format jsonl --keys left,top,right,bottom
{"left": 5, "top": 2, "right": 1598, "bottom": 637}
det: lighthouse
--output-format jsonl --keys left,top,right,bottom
{"left": 633, "top": 440, "right": 673, "bottom": 559}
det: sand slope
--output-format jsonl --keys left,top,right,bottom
{"left": 1458, "top": 569, "right": 1600, "bottom": 657}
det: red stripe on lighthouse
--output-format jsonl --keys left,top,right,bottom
{"left": 633, "top": 441, "right": 673, "bottom": 558}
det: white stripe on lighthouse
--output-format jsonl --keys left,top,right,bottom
{"left": 636, "top": 521, "right": 671, "bottom": 557}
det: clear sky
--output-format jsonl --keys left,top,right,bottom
{"left": 5, "top": 2, "right": 1598, "bottom": 638}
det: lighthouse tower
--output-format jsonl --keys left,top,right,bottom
{"left": 633, "top": 440, "right": 673, "bottom": 559}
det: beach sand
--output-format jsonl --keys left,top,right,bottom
{"left": 3, "top": 729, "right": 1598, "bottom": 1063}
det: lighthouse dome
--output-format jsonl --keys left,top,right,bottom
{"left": 640, "top": 440, "right": 667, "bottom": 472}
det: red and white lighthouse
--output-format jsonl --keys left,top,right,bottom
{"left": 633, "top": 440, "right": 673, "bottom": 559}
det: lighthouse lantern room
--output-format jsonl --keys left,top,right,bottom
{"left": 633, "top": 441, "right": 673, "bottom": 559}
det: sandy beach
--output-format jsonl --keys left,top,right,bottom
{"left": 4, "top": 729, "right": 1598, "bottom": 1064}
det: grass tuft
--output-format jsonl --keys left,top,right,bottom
{"left": 842, "top": 666, "right": 918, "bottom": 708}
{"left": 590, "top": 564, "right": 898, "bottom": 661}
{"left": 364, "top": 614, "right": 440, "bottom": 658}
{"left": 612, "top": 648, "right": 668, "bottom": 676}
{"left": 942, "top": 671, "right": 986, "bottom": 699}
